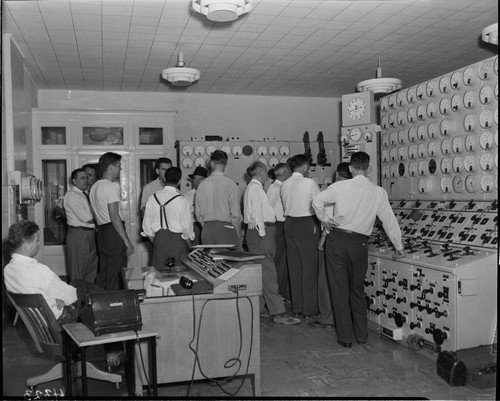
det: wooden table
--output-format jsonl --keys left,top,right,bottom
{"left": 63, "top": 322, "right": 159, "bottom": 397}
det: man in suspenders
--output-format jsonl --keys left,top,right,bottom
{"left": 142, "top": 167, "right": 194, "bottom": 269}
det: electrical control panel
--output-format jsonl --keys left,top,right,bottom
{"left": 367, "top": 56, "right": 498, "bottom": 357}
{"left": 379, "top": 56, "right": 498, "bottom": 200}
{"left": 7, "top": 171, "right": 44, "bottom": 204}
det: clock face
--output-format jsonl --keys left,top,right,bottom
{"left": 350, "top": 127, "right": 363, "bottom": 141}
{"left": 347, "top": 98, "right": 366, "bottom": 120}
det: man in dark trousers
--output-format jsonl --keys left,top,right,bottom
{"left": 280, "top": 154, "right": 320, "bottom": 319}
{"left": 89, "top": 152, "right": 134, "bottom": 291}
{"left": 313, "top": 152, "right": 406, "bottom": 348}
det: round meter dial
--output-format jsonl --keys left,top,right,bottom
{"left": 451, "top": 94, "right": 461, "bottom": 112}
{"left": 340, "top": 134, "right": 349, "bottom": 144}
{"left": 417, "top": 143, "right": 427, "bottom": 158}
{"left": 439, "top": 76, "right": 450, "bottom": 93}
{"left": 280, "top": 157, "right": 288, "bottom": 164}
{"left": 194, "top": 157, "right": 206, "bottom": 167}
{"left": 389, "top": 164, "right": 397, "bottom": 178}
{"left": 350, "top": 127, "right": 363, "bottom": 141}
{"left": 182, "top": 158, "right": 194, "bottom": 169}
{"left": 388, "top": 114, "right": 397, "bottom": 128}
{"left": 407, "top": 108, "right": 417, "bottom": 123}
{"left": 479, "top": 109, "right": 494, "bottom": 129}
{"left": 426, "top": 80, "right": 437, "bottom": 97}
{"left": 480, "top": 152, "right": 494, "bottom": 171}
{"left": 381, "top": 115, "right": 389, "bottom": 129}
{"left": 463, "top": 155, "right": 477, "bottom": 172}
{"left": 480, "top": 130, "right": 494, "bottom": 150}
{"left": 389, "top": 148, "right": 398, "bottom": 162}
{"left": 221, "top": 145, "right": 231, "bottom": 155}
{"left": 323, "top": 176, "right": 333, "bottom": 186}
{"left": 417, "top": 126, "right": 426, "bottom": 141}
{"left": 194, "top": 145, "right": 205, "bottom": 156}
{"left": 416, "top": 105, "right": 426, "bottom": 121}
{"left": 232, "top": 145, "right": 243, "bottom": 156}
{"left": 478, "top": 62, "right": 492, "bottom": 80}
{"left": 269, "top": 157, "right": 279, "bottom": 167}
{"left": 382, "top": 133, "right": 390, "bottom": 147}
{"left": 397, "top": 130, "right": 406, "bottom": 144}
{"left": 380, "top": 97, "right": 389, "bottom": 112}
{"left": 465, "top": 134, "right": 477, "bottom": 152}
{"left": 398, "top": 147, "right": 406, "bottom": 161}
{"left": 408, "top": 161, "right": 418, "bottom": 177}
{"left": 450, "top": 71, "right": 461, "bottom": 90}
{"left": 408, "top": 144, "right": 418, "bottom": 160}
{"left": 494, "top": 56, "right": 498, "bottom": 75}
{"left": 479, "top": 85, "right": 493, "bottom": 104}
{"left": 256, "top": 145, "right": 267, "bottom": 156}
{"left": 416, "top": 84, "right": 426, "bottom": 100}
{"left": 427, "top": 122, "right": 438, "bottom": 138}
{"left": 439, "top": 97, "right": 450, "bottom": 115}
{"left": 418, "top": 161, "right": 428, "bottom": 175}
{"left": 452, "top": 156, "right": 463, "bottom": 173}
{"left": 452, "top": 175, "right": 465, "bottom": 193}
{"left": 397, "top": 111, "right": 406, "bottom": 126}
{"left": 463, "top": 90, "right": 475, "bottom": 109}
{"left": 396, "top": 92, "right": 406, "bottom": 107}
{"left": 389, "top": 131, "right": 398, "bottom": 146}
{"left": 388, "top": 95, "right": 397, "bottom": 109}
{"left": 407, "top": 87, "right": 417, "bottom": 103}
{"left": 441, "top": 138, "right": 452, "bottom": 155}
{"left": 440, "top": 120, "right": 455, "bottom": 136}
{"left": 462, "top": 66, "right": 474, "bottom": 86}
{"left": 206, "top": 145, "right": 217, "bottom": 156}
{"left": 279, "top": 145, "right": 290, "bottom": 156}
{"left": 381, "top": 165, "right": 390, "bottom": 179}
{"left": 464, "top": 115, "right": 476, "bottom": 132}
{"left": 408, "top": 127, "right": 417, "bottom": 142}
{"left": 426, "top": 102, "right": 437, "bottom": 118}
{"left": 268, "top": 145, "right": 279, "bottom": 155}
{"left": 452, "top": 136, "right": 464, "bottom": 154}
{"left": 441, "top": 157, "right": 452, "bottom": 174}
{"left": 441, "top": 177, "right": 452, "bottom": 193}
{"left": 481, "top": 174, "right": 495, "bottom": 192}
{"left": 182, "top": 145, "right": 193, "bottom": 156}
{"left": 258, "top": 157, "right": 267, "bottom": 166}
{"left": 427, "top": 141, "right": 438, "bottom": 157}
{"left": 465, "top": 175, "right": 478, "bottom": 193}
{"left": 364, "top": 131, "right": 373, "bottom": 142}
{"left": 417, "top": 179, "right": 429, "bottom": 194}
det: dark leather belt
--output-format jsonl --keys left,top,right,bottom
{"left": 69, "top": 226, "right": 95, "bottom": 231}
{"left": 264, "top": 222, "right": 276, "bottom": 226}
{"left": 334, "top": 227, "right": 369, "bottom": 239}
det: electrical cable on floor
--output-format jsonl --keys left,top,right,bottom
{"left": 186, "top": 289, "right": 254, "bottom": 397}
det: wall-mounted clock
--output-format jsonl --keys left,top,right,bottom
{"left": 342, "top": 91, "right": 376, "bottom": 126}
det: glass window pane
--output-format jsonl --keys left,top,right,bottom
{"left": 139, "top": 127, "right": 163, "bottom": 145}
{"left": 42, "top": 160, "right": 67, "bottom": 245}
{"left": 41, "top": 127, "right": 66, "bottom": 145}
{"left": 82, "top": 127, "right": 124, "bottom": 145}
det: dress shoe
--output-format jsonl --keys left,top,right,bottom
{"left": 337, "top": 341, "right": 352, "bottom": 348}
{"left": 308, "top": 320, "right": 334, "bottom": 328}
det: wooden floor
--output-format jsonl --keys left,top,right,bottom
{"left": 2, "top": 306, "right": 497, "bottom": 399}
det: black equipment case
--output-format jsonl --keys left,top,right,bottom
{"left": 79, "top": 290, "right": 145, "bottom": 336}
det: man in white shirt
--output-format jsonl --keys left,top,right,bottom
{"left": 266, "top": 163, "right": 292, "bottom": 301}
{"left": 184, "top": 166, "right": 208, "bottom": 246}
{"left": 64, "top": 168, "right": 97, "bottom": 283}
{"left": 244, "top": 162, "right": 300, "bottom": 325}
{"left": 280, "top": 154, "right": 321, "bottom": 318}
{"left": 142, "top": 167, "right": 194, "bottom": 268}
{"left": 90, "top": 152, "right": 134, "bottom": 291}
{"left": 140, "top": 157, "right": 172, "bottom": 217}
{"left": 312, "top": 152, "right": 406, "bottom": 348}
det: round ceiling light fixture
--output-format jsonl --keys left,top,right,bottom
{"left": 357, "top": 55, "right": 402, "bottom": 94}
{"left": 482, "top": 23, "right": 498, "bottom": 45}
{"left": 161, "top": 51, "right": 200, "bottom": 87}
{"left": 192, "top": 0, "right": 252, "bottom": 22}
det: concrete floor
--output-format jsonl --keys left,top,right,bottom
{"left": 2, "top": 307, "right": 496, "bottom": 400}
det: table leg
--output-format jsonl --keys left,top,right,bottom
{"left": 63, "top": 333, "right": 73, "bottom": 397}
{"left": 126, "top": 340, "right": 134, "bottom": 396}
{"left": 148, "top": 336, "right": 158, "bottom": 397}
{"left": 81, "top": 347, "right": 87, "bottom": 397}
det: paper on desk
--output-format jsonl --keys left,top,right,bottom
{"left": 218, "top": 268, "right": 238, "bottom": 281}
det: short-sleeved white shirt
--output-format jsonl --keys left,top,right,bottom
{"left": 89, "top": 179, "right": 123, "bottom": 225}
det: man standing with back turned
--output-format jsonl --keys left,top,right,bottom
{"left": 312, "top": 151, "right": 406, "bottom": 348}
{"left": 90, "top": 152, "right": 135, "bottom": 291}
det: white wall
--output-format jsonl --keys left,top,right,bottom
{"left": 37, "top": 90, "right": 342, "bottom": 144}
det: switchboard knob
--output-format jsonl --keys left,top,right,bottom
{"left": 410, "top": 284, "right": 420, "bottom": 291}
{"left": 418, "top": 304, "right": 426, "bottom": 312}
{"left": 492, "top": 201, "right": 497, "bottom": 210}
{"left": 396, "top": 296, "right": 407, "bottom": 304}
{"left": 385, "top": 294, "right": 394, "bottom": 300}
{"left": 365, "top": 296, "right": 374, "bottom": 307}
{"left": 435, "top": 309, "right": 448, "bottom": 318}
{"left": 463, "top": 246, "right": 474, "bottom": 255}
{"left": 425, "top": 327, "right": 433, "bottom": 335}
{"left": 433, "top": 329, "right": 448, "bottom": 345}
{"left": 376, "top": 290, "right": 385, "bottom": 296}
{"left": 410, "top": 302, "right": 419, "bottom": 309}
{"left": 374, "top": 308, "right": 385, "bottom": 315}
{"left": 398, "top": 280, "right": 405, "bottom": 286}
{"left": 426, "top": 306, "right": 434, "bottom": 314}
{"left": 394, "top": 313, "right": 406, "bottom": 328}
{"left": 410, "top": 321, "right": 421, "bottom": 330}
{"left": 437, "top": 291, "right": 444, "bottom": 298}
{"left": 364, "top": 280, "right": 374, "bottom": 287}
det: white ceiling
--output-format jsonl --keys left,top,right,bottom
{"left": 2, "top": 0, "right": 498, "bottom": 97}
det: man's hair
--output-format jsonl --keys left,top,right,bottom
{"left": 155, "top": 157, "right": 172, "bottom": 169}
{"left": 350, "top": 152, "right": 370, "bottom": 171}
{"left": 99, "top": 152, "right": 122, "bottom": 173}
{"left": 8, "top": 220, "right": 39, "bottom": 251}
{"left": 81, "top": 163, "right": 96, "bottom": 172}
{"left": 164, "top": 167, "right": 182, "bottom": 185}
{"left": 82, "top": 163, "right": 101, "bottom": 179}
{"left": 274, "top": 163, "right": 291, "bottom": 177}
{"left": 267, "top": 168, "right": 276, "bottom": 181}
{"left": 335, "top": 162, "right": 352, "bottom": 180}
{"left": 210, "top": 150, "right": 228, "bottom": 165}
{"left": 70, "top": 168, "right": 86, "bottom": 181}
{"left": 247, "top": 161, "right": 266, "bottom": 178}
{"left": 289, "top": 154, "right": 310, "bottom": 171}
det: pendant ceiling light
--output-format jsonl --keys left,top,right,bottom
{"left": 161, "top": 51, "right": 200, "bottom": 87}
{"left": 192, "top": 0, "right": 252, "bottom": 22}
{"left": 357, "top": 56, "right": 402, "bottom": 94}
{"left": 482, "top": 23, "right": 498, "bottom": 45}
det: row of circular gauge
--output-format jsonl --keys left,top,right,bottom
{"left": 380, "top": 57, "right": 498, "bottom": 110}
{"left": 382, "top": 152, "right": 498, "bottom": 176}
{"left": 385, "top": 170, "right": 497, "bottom": 194}
{"left": 20, "top": 176, "right": 44, "bottom": 202}
{"left": 181, "top": 155, "right": 290, "bottom": 169}
{"left": 381, "top": 94, "right": 498, "bottom": 129}
{"left": 382, "top": 133, "right": 498, "bottom": 162}
{"left": 181, "top": 144, "right": 291, "bottom": 157}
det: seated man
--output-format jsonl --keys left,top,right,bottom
{"left": 4, "top": 220, "right": 122, "bottom": 371}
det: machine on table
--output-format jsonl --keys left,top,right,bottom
{"left": 123, "top": 248, "right": 262, "bottom": 396}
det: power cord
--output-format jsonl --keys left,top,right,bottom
{"left": 186, "top": 288, "right": 255, "bottom": 397}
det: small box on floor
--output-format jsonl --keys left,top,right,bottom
{"left": 436, "top": 351, "right": 467, "bottom": 386}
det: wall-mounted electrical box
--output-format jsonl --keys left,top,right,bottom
{"left": 7, "top": 171, "right": 44, "bottom": 204}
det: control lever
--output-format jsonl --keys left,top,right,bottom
{"left": 463, "top": 246, "right": 475, "bottom": 256}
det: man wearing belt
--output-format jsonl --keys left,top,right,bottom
{"left": 266, "top": 162, "right": 292, "bottom": 301}
{"left": 195, "top": 150, "right": 242, "bottom": 248}
{"left": 142, "top": 167, "right": 194, "bottom": 268}
{"left": 312, "top": 152, "right": 406, "bottom": 348}
{"left": 89, "top": 152, "right": 134, "bottom": 291}
{"left": 244, "top": 162, "right": 300, "bottom": 325}
{"left": 280, "top": 154, "right": 320, "bottom": 318}
{"left": 140, "top": 157, "right": 172, "bottom": 217}
{"left": 184, "top": 166, "right": 208, "bottom": 246}
{"left": 64, "top": 168, "right": 98, "bottom": 283}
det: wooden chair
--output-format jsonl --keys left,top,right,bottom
{"left": 7, "top": 292, "right": 122, "bottom": 390}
